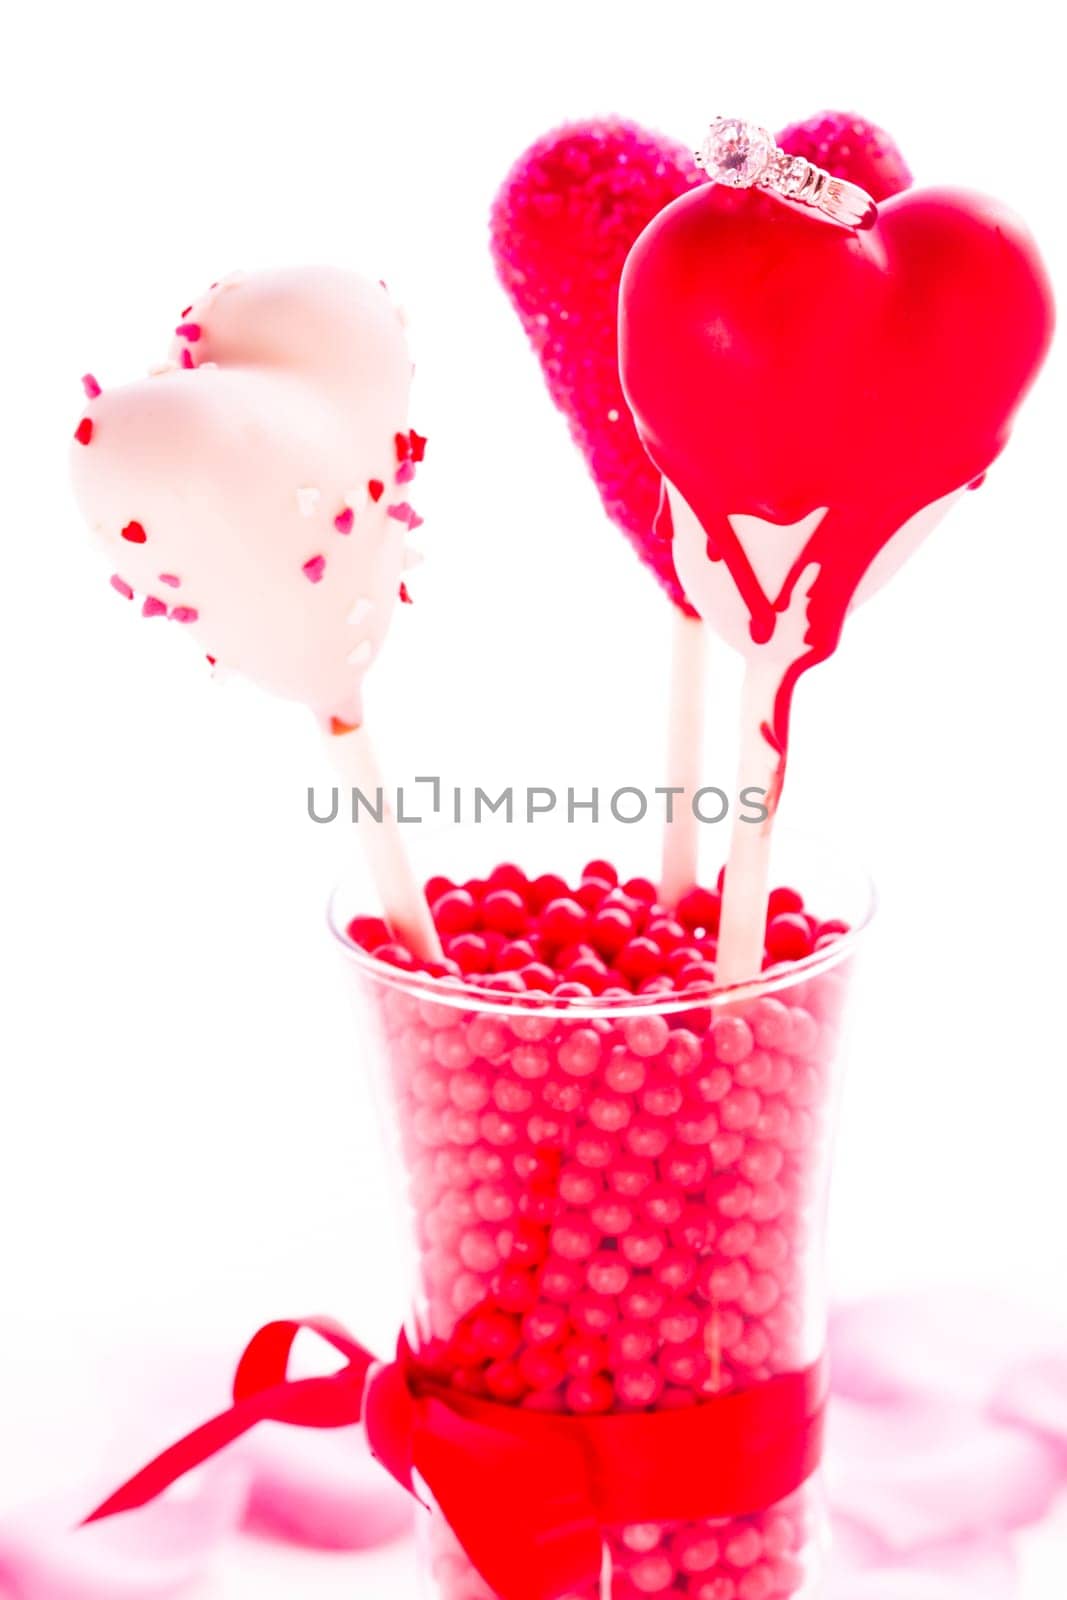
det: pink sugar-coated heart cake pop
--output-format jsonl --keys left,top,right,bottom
{"left": 71, "top": 267, "right": 427, "bottom": 729}
{"left": 490, "top": 112, "right": 913, "bottom": 614}
{"left": 619, "top": 181, "right": 1055, "bottom": 761}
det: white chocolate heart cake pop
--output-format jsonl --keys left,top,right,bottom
{"left": 71, "top": 267, "right": 426, "bottom": 729}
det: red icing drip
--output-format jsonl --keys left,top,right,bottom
{"left": 620, "top": 184, "right": 1056, "bottom": 765}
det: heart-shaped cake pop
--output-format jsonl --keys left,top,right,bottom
{"left": 71, "top": 267, "right": 425, "bottom": 728}
{"left": 619, "top": 184, "right": 1055, "bottom": 751}
{"left": 490, "top": 112, "right": 912, "bottom": 612}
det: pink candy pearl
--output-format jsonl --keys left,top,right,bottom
{"left": 626, "top": 1119, "right": 672, "bottom": 1157}
{"left": 589, "top": 1093, "right": 633, "bottom": 1133}
{"left": 559, "top": 1166, "right": 601, "bottom": 1206}
{"left": 711, "top": 1016, "right": 755, "bottom": 1064}
{"left": 521, "top": 1302, "right": 568, "bottom": 1345}
{"left": 557, "top": 1028, "right": 602, "bottom": 1076}
{"left": 621, "top": 1524, "right": 663, "bottom": 1554}
{"left": 671, "top": 1528, "right": 721, "bottom": 1573}
{"left": 551, "top": 1218, "right": 599, "bottom": 1260}
{"left": 615, "top": 1362, "right": 664, "bottom": 1407}
{"left": 604, "top": 1049, "right": 648, "bottom": 1094}
{"left": 725, "top": 1527, "right": 763, "bottom": 1568}
{"left": 620, "top": 1225, "right": 666, "bottom": 1267}
{"left": 622, "top": 1013, "right": 670, "bottom": 1058}
{"left": 627, "top": 1552, "right": 675, "bottom": 1593}
{"left": 591, "top": 1198, "right": 634, "bottom": 1235}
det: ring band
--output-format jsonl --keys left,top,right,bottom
{"left": 694, "top": 118, "right": 877, "bottom": 231}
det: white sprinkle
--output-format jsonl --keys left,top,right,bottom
{"left": 347, "top": 597, "right": 375, "bottom": 627}
{"left": 347, "top": 639, "right": 374, "bottom": 668}
{"left": 148, "top": 360, "right": 179, "bottom": 378}
{"left": 198, "top": 361, "right": 219, "bottom": 371}
{"left": 217, "top": 270, "right": 246, "bottom": 290}
{"left": 297, "top": 486, "right": 321, "bottom": 518}
{"left": 607, "top": 408, "right": 620, "bottom": 422}
{"left": 403, "top": 548, "right": 425, "bottom": 570}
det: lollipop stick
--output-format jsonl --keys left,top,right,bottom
{"left": 660, "top": 612, "right": 707, "bottom": 906}
{"left": 330, "top": 723, "right": 443, "bottom": 963}
{"left": 715, "top": 657, "right": 779, "bottom": 986}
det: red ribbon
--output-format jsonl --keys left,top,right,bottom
{"left": 85, "top": 1319, "right": 827, "bottom": 1600}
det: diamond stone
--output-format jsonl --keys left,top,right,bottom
{"left": 698, "top": 119, "right": 775, "bottom": 188}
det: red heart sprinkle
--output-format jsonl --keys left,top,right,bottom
{"left": 121, "top": 521, "right": 147, "bottom": 543}
{"left": 334, "top": 508, "right": 354, "bottom": 534}
{"left": 74, "top": 417, "right": 94, "bottom": 446}
{"left": 368, "top": 479, "right": 385, "bottom": 502}
{"left": 302, "top": 555, "right": 326, "bottom": 583}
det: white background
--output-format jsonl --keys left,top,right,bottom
{"left": 3, "top": 0, "right": 1065, "bottom": 1593}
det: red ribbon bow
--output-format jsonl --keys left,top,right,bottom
{"left": 85, "top": 1319, "right": 827, "bottom": 1600}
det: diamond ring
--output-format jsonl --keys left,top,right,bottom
{"left": 695, "top": 118, "right": 877, "bottom": 231}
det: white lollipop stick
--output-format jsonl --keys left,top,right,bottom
{"left": 660, "top": 611, "right": 707, "bottom": 906}
{"left": 331, "top": 723, "right": 443, "bottom": 962}
{"left": 715, "top": 656, "right": 779, "bottom": 987}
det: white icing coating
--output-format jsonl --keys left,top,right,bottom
{"left": 667, "top": 483, "right": 965, "bottom": 663}
{"left": 71, "top": 267, "right": 415, "bottom": 727}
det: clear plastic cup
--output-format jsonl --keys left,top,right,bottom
{"left": 329, "top": 828, "right": 872, "bottom": 1600}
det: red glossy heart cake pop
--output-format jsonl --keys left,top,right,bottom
{"left": 619, "top": 176, "right": 1055, "bottom": 758}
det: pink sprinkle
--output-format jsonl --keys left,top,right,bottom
{"left": 334, "top": 507, "right": 354, "bottom": 535}
{"left": 171, "top": 606, "right": 199, "bottom": 623}
{"left": 159, "top": 573, "right": 181, "bottom": 587}
{"left": 82, "top": 373, "right": 102, "bottom": 400}
{"left": 110, "top": 575, "right": 134, "bottom": 600}
{"left": 387, "top": 502, "right": 416, "bottom": 525}
{"left": 396, "top": 460, "right": 416, "bottom": 485}
{"left": 302, "top": 555, "right": 326, "bottom": 583}
{"left": 408, "top": 512, "right": 425, "bottom": 531}
{"left": 142, "top": 596, "right": 167, "bottom": 618}
{"left": 175, "top": 322, "right": 202, "bottom": 342}
{"left": 180, "top": 348, "right": 194, "bottom": 369}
